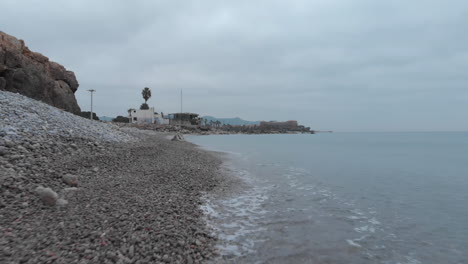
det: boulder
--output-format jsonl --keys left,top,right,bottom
{"left": 35, "top": 186, "right": 59, "bottom": 206}
{"left": 0, "top": 31, "right": 81, "bottom": 114}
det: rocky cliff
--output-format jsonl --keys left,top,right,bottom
{"left": 0, "top": 31, "right": 81, "bottom": 114}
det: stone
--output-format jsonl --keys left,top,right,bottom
{"left": 35, "top": 186, "right": 59, "bottom": 206}
{"left": 16, "top": 145, "right": 27, "bottom": 152}
{"left": 4, "top": 139, "right": 14, "bottom": 148}
{"left": 187, "top": 255, "right": 194, "bottom": 264}
{"left": 57, "top": 198, "right": 68, "bottom": 206}
{"left": 9, "top": 155, "right": 23, "bottom": 161}
{"left": 3, "top": 246, "right": 12, "bottom": 256}
{"left": 31, "top": 143, "right": 40, "bottom": 150}
{"left": 0, "top": 146, "right": 7, "bottom": 155}
{"left": 0, "top": 31, "right": 81, "bottom": 114}
{"left": 171, "top": 134, "right": 185, "bottom": 142}
{"left": 62, "top": 174, "right": 78, "bottom": 187}
{"left": 128, "top": 245, "right": 134, "bottom": 258}
{"left": 36, "top": 186, "right": 58, "bottom": 206}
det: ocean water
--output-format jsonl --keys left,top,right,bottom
{"left": 188, "top": 133, "right": 468, "bottom": 264}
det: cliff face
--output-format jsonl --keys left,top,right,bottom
{"left": 0, "top": 31, "right": 81, "bottom": 114}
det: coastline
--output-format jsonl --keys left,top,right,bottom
{"left": 115, "top": 123, "right": 316, "bottom": 135}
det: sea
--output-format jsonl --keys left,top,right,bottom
{"left": 187, "top": 132, "right": 468, "bottom": 264}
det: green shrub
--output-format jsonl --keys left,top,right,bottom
{"left": 79, "top": 111, "right": 99, "bottom": 120}
{"left": 112, "top": 116, "right": 129, "bottom": 123}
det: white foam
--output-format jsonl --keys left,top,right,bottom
{"left": 368, "top": 217, "right": 381, "bottom": 225}
{"left": 201, "top": 172, "right": 270, "bottom": 257}
{"left": 396, "top": 256, "right": 422, "bottom": 264}
{"left": 346, "top": 239, "right": 363, "bottom": 248}
{"left": 200, "top": 203, "right": 220, "bottom": 218}
{"left": 354, "top": 225, "right": 376, "bottom": 233}
{"left": 347, "top": 215, "right": 365, "bottom": 220}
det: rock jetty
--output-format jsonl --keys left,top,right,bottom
{"left": 0, "top": 91, "right": 224, "bottom": 263}
{"left": 0, "top": 31, "right": 81, "bottom": 114}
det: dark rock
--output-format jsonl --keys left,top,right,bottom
{"left": 0, "top": 77, "right": 6, "bottom": 90}
{"left": 0, "top": 31, "right": 81, "bottom": 114}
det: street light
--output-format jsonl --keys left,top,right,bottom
{"left": 87, "top": 89, "right": 96, "bottom": 120}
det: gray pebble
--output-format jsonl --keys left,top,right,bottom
{"left": 0, "top": 146, "right": 7, "bottom": 156}
{"left": 35, "top": 186, "right": 58, "bottom": 206}
{"left": 62, "top": 174, "right": 78, "bottom": 187}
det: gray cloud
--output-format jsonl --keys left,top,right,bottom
{"left": 1, "top": 0, "right": 468, "bottom": 131}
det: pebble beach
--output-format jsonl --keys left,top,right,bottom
{"left": 0, "top": 91, "right": 226, "bottom": 264}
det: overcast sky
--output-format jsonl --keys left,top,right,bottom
{"left": 1, "top": 0, "right": 467, "bottom": 131}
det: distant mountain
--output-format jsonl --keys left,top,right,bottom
{"left": 202, "top": 116, "right": 261, "bottom": 126}
{"left": 99, "top": 116, "right": 114, "bottom": 122}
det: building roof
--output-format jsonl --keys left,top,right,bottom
{"left": 167, "top": 112, "right": 199, "bottom": 116}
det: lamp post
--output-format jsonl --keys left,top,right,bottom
{"left": 87, "top": 89, "right": 96, "bottom": 120}
{"left": 180, "top": 89, "right": 183, "bottom": 127}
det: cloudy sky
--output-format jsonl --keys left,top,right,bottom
{"left": 2, "top": 0, "right": 467, "bottom": 131}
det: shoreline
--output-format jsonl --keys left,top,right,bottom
{"left": 186, "top": 136, "right": 264, "bottom": 263}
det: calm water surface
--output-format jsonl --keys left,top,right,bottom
{"left": 188, "top": 132, "right": 468, "bottom": 264}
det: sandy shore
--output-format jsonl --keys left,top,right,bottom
{"left": 0, "top": 129, "right": 228, "bottom": 264}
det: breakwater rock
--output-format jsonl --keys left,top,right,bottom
{"left": 0, "top": 31, "right": 81, "bottom": 114}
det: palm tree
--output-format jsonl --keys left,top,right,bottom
{"left": 142, "top": 87, "right": 151, "bottom": 103}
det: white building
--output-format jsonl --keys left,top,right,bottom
{"left": 128, "top": 108, "right": 169, "bottom": 124}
